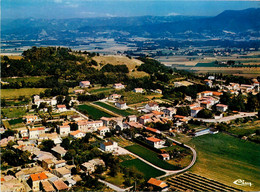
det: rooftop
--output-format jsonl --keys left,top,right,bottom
{"left": 146, "top": 137, "right": 162, "bottom": 143}
{"left": 30, "top": 172, "right": 48, "bottom": 181}
{"left": 41, "top": 180, "right": 55, "bottom": 192}
{"left": 53, "top": 179, "right": 69, "bottom": 190}
{"left": 147, "top": 178, "right": 168, "bottom": 188}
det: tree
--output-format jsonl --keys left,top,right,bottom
{"left": 197, "top": 109, "right": 213, "bottom": 119}
{"left": 61, "top": 138, "right": 70, "bottom": 150}
{"left": 39, "top": 140, "right": 55, "bottom": 152}
{"left": 176, "top": 106, "right": 190, "bottom": 116}
{"left": 69, "top": 122, "right": 78, "bottom": 131}
{"left": 56, "top": 95, "right": 64, "bottom": 104}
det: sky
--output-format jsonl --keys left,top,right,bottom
{"left": 2, "top": 0, "right": 259, "bottom": 19}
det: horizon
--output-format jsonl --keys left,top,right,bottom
{"left": 2, "top": 0, "right": 259, "bottom": 19}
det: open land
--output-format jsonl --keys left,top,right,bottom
{"left": 77, "top": 104, "right": 114, "bottom": 120}
{"left": 1, "top": 88, "right": 46, "bottom": 99}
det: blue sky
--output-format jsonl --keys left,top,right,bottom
{"left": 2, "top": 0, "right": 259, "bottom": 19}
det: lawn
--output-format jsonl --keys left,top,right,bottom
{"left": 188, "top": 133, "right": 260, "bottom": 191}
{"left": 229, "top": 120, "right": 260, "bottom": 137}
{"left": 89, "top": 87, "right": 114, "bottom": 94}
{"left": 125, "top": 144, "right": 180, "bottom": 170}
{"left": 105, "top": 172, "right": 125, "bottom": 187}
{"left": 1, "top": 76, "right": 47, "bottom": 83}
{"left": 122, "top": 92, "right": 149, "bottom": 105}
{"left": 1, "top": 88, "right": 46, "bottom": 99}
{"left": 77, "top": 104, "right": 114, "bottom": 120}
{"left": 121, "top": 159, "right": 165, "bottom": 179}
{"left": 94, "top": 102, "right": 133, "bottom": 116}
{"left": 1, "top": 107, "right": 27, "bottom": 119}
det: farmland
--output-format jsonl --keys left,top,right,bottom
{"left": 122, "top": 92, "right": 149, "bottom": 105}
{"left": 77, "top": 104, "right": 114, "bottom": 120}
{"left": 1, "top": 107, "right": 27, "bottom": 119}
{"left": 1, "top": 88, "right": 46, "bottom": 99}
{"left": 93, "top": 102, "right": 133, "bottom": 116}
{"left": 188, "top": 133, "right": 260, "bottom": 191}
{"left": 89, "top": 87, "right": 114, "bottom": 94}
{"left": 121, "top": 159, "right": 165, "bottom": 179}
{"left": 125, "top": 144, "right": 180, "bottom": 170}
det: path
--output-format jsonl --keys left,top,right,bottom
{"left": 99, "top": 179, "right": 132, "bottom": 192}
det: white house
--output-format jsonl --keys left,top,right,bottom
{"left": 216, "top": 104, "right": 228, "bottom": 112}
{"left": 146, "top": 137, "right": 165, "bottom": 149}
{"left": 19, "top": 129, "right": 29, "bottom": 139}
{"left": 100, "top": 141, "right": 118, "bottom": 152}
{"left": 160, "top": 153, "right": 170, "bottom": 161}
{"left": 133, "top": 88, "right": 144, "bottom": 93}
{"left": 128, "top": 115, "right": 137, "bottom": 122}
{"left": 77, "top": 120, "right": 103, "bottom": 132}
{"left": 97, "top": 126, "right": 110, "bottom": 136}
{"left": 204, "top": 79, "right": 213, "bottom": 88}
{"left": 24, "top": 115, "right": 39, "bottom": 124}
{"left": 70, "top": 130, "right": 86, "bottom": 139}
{"left": 145, "top": 102, "right": 159, "bottom": 111}
{"left": 57, "top": 105, "right": 67, "bottom": 112}
{"left": 191, "top": 107, "right": 203, "bottom": 117}
{"left": 58, "top": 124, "right": 71, "bottom": 137}
{"left": 162, "top": 107, "right": 176, "bottom": 118}
{"left": 73, "top": 89, "right": 84, "bottom": 94}
{"left": 113, "top": 83, "right": 125, "bottom": 89}
{"left": 109, "top": 94, "right": 121, "bottom": 100}
{"left": 29, "top": 127, "right": 45, "bottom": 139}
{"left": 115, "top": 101, "right": 127, "bottom": 109}
{"left": 79, "top": 81, "right": 90, "bottom": 88}
{"left": 33, "top": 95, "right": 57, "bottom": 107}
{"left": 155, "top": 89, "right": 162, "bottom": 94}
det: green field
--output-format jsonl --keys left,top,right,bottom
{"left": 89, "top": 87, "right": 113, "bottom": 94}
{"left": 94, "top": 102, "right": 133, "bottom": 116}
{"left": 8, "top": 118, "right": 23, "bottom": 125}
{"left": 121, "top": 159, "right": 165, "bottom": 179}
{"left": 188, "top": 133, "right": 260, "bottom": 191}
{"left": 1, "top": 88, "right": 46, "bottom": 99}
{"left": 1, "top": 107, "right": 27, "bottom": 119}
{"left": 125, "top": 144, "right": 180, "bottom": 170}
{"left": 229, "top": 120, "right": 260, "bottom": 137}
{"left": 122, "top": 92, "right": 149, "bottom": 105}
{"left": 77, "top": 104, "right": 114, "bottom": 120}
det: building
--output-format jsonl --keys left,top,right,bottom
{"left": 97, "top": 126, "right": 110, "bottom": 136}
{"left": 100, "top": 140, "right": 118, "bottom": 152}
{"left": 52, "top": 179, "right": 69, "bottom": 191}
{"left": 58, "top": 123, "right": 70, "bottom": 137}
{"left": 109, "top": 94, "right": 121, "bottom": 100}
{"left": 1, "top": 177, "right": 26, "bottom": 192}
{"left": 57, "top": 105, "right": 67, "bottom": 112}
{"left": 115, "top": 101, "right": 127, "bottom": 109}
{"left": 160, "top": 153, "right": 170, "bottom": 161}
{"left": 128, "top": 115, "right": 137, "bottom": 122}
{"left": 24, "top": 115, "right": 39, "bottom": 124}
{"left": 155, "top": 89, "right": 162, "bottom": 94}
{"left": 38, "top": 133, "right": 62, "bottom": 145}
{"left": 51, "top": 145, "right": 67, "bottom": 159}
{"left": 146, "top": 137, "right": 165, "bottom": 148}
{"left": 113, "top": 83, "right": 125, "bottom": 89}
{"left": 147, "top": 178, "right": 168, "bottom": 191}
{"left": 28, "top": 172, "right": 48, "bottom": 191}
{"left": 204, "top": 79, "right": 213, "bottom": 88}
{"left": 216, "top": 104, "right": 228, "bottom": 112}
{"left": 33, "top": 95, "right": 57, "bottom": 107}
{"left": 139, "top": 115, "right": 152, "bottom": 125}
{"left": 77, "top": 120, "right": 103, "bottom": 132}
{"left": 70, "top": 130, "right": 86, "bottom": 139}
{"left": 52, "top": 167, "right": 71, "bottom": 178}
{"left": 162, "top": 107, "right": 176, "bottom": 118}
{"left": 191, "top": 107, "right": 203, "bottom": 117}
{"left": 29, "top": 127, "right": 45, "bottom": 139}
{"left": 133, "top": 88, "right": 144, "bottom": 93}
{"left": 40, "top": 180, "right": 55, "bottom": 192}
{"left": 73, "top": 89, "right": 84, "bottom": 94}
{"left": 145, "top": 102, "right": 159, "bottom": 111}
{"left": 79, "top": 81, "right": 90, "bottom": 88}
{"left": 81, "top": 162, "right": 95, "bottom": 173}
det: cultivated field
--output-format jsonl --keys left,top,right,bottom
{"left": 188, "top": 133, "right": 260, "bottom": 191}
{"left": 1, "top": 107, "right": 27, "bottom": 119}
{"left": 1, "top": 88, "right": 46, "bottom": 99}
{"left": 77, "top": 104, "right": 114, "bottom": 120}
{"left": 94, "top": 101, "right": 133, "bottom": 116}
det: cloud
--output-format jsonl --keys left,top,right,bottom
{"left": 54, "top": 0, "right": 62, "bottom": 3}
{"left": 65, "top": 2, "right": 79, "bottom": 8}
{"left": 167, "top": 12, "right": 180, "bottom": 16}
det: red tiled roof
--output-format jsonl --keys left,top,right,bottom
{"left": 29, "top": 127, "right": 45, "bottom": 131}
{"left": 30, "top": 172, "right": 48, "bottom": 181}
{"left": 216, "top": 104, "right": 228, "bottom": 107}
{"left": 174, "top": 115, "right": 185, "bottom": 119}
{"left": 146, "top": 137, "right": 161, "bottom": 143}
{"left": 191, "top": 107, "right": 203, "bottom": 111}
{"left": 57, "top": 105, "right": 66, "bottom": 108}
{"left": 147, "top": 178, "right": 168, "bottom": 188}
{"left": 160, "top": 153, "right": 169, "bottom": 158}
{"left": 70, "top": 130, "right": 81, "bottom": 136}
{"left": 145, "top": 127, "right": 159, "bottom": 133}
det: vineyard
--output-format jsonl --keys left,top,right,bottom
{"left": 167, "top": 172, "right": 241, "bottom": 191}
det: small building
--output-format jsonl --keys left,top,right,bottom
{"left": 28, "top": 172, "right": 48, "bottom": 192}
{"left": 146, "top": 137, "right": 165, "bottom": 149}
{"left": 113, "top": 83, "right": 125, "bottom": 89}
{"left": 147, "top": 178, "right": 168, "bottom": 191}
{"left": 115, "top": 101, "right": 127, "bottom": 109}
{"left": 29, "top": 127, "right": 45, "bottom": 139}
{"left": 77, "top": 120, "right": 103, "bottom": 132}
{"left": 100, "top": 140, "right": 118, "bottom": 152}
{"left": 133, "top": 88, "right": 144, "bottom": 93}
{"left": 52, "top": 179, "right": 69, "bottom": 191}
{"left": 81, "top": 162, "right": 95, "bottom": 173}
{"left": 70, "top": 130, "right": 86, "bottom": 139}
{"left": 139, "top": 115, "right": 152, "bottom": 125}
{"left": 109, "top": 94, "right": 121, "bottom": 100}
{"left": 145, "top": 102, "right": 159, "bottom": 111}
{"left": 191, "top": 107, "right": 203, "bottom": 117}
{"left": 216, "top": 104, "right": 228, "bottom": 112}
{"left": 204, "top": 79, "right": 213, "bottom": 88}
{"left": 24, "top": 115, "right": 39, "bottom": 124}
{"left": 128, "top": 115, "right": 137, "bottom": 122}
{"left": 97, "top": 126, "right": 110, "bottom": 136}
{"left": 155, "top": 89, "right": 162, "bottom": 94}
{"left": 160, "top": 153, "right": 170, "bottom": 161}
{"left": 51, "top": 145, "right": 67, "bottom": 159}
{"left": 79, "top": 81, "right": 90, "bottom": 88}
{"left": 58, "top": 123, "right": 71, "bottom": 137}
{"left": 52, "top": 167, "right": 71, "bottom": 178}
{"left": 57, "top": 105, "right": 67, "bottom": 112}
{"left": 162, "top": 107, "right": 176, "bottom": 118}
{"left": 73, "top": 89, "right": 84, "bottom": 94}
{"left": 40, "top": 180, "right": 55, "bottom": 192}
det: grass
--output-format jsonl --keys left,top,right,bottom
{"left": 1, "top": 76, "right": 47, "bottom": 83}
{"left": 122, "top": 92, "right": 149, "bottom": 105}
{"left": 229, "top": 120, "right": 260, "bottom": 137}
{"left": 8, "top": 118, "right": 23, "bottom": 125}
{"left": 1, "top": 107, "right": 27, "bottom": 119}
{"left": 77, "top": 104, "right": 114, "bottom": 120}
{"left": 110, "top": 136, "right": 134, "bottom": 147}
{"left": 188, "top": 133, "right": 260, "bottom": 191}
{"left": 125, "top": 144, "right": 180, "bottom": 170}
{"left": 121, "top": 159, "right": 165, "bottom": 179}
{"left": 89, "top": 87, "right": 114, "bottom": 94}
{"left": 94, "top": 102, "right": 133, "bottom": 116}
{"left": 105, "top": 172, "right": 125, "bottom": 187}
{"left": 1, "top": 88, "right": 46, "bottom": 99}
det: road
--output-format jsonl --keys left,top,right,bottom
{"left": 196, "top": 112, "right": 257, "bottom": 123}
{"left": 99, "top": 179, "right": 132, "bottom": 192}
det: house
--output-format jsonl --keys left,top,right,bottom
{"left": 28, "top": 172, "right": 48, "bottom": 191}
{"left": 216, "top": 104, "right": 228, "bottom": 112}
{"left": 204, "top": 79, "right": 213, "bottom": 88}
{"left": 58, "top": 123, "right": 70, "bottom": 137}
{"left": 38, "top": 133, "right": 62, "bottom": 145}
{"left": 70, "top": 130, "right": 86, "bottom": 139}
{"left": 133, "top": 88, "right": 144, "bottom": 93}
{"left": 33, "top": 95, "right": 57, "bottom": 107}
{"left": 127, "top": 121, "right": 143, "bottom": 129}
{"left": 24, "top": 115, "right": 39, "bottom": 124}
{"left": 100, "top": 117, "right": 124, "bottom": 128}
{"left": 146, "top": 137, "right": 165, "bottom": 148}
{"left": 79, "top": 81, "right": 90, "bottom": 88}
{"left": 100, "top": 140, "right": 118, "bottom": 152}
{"left": 57, "top": 105, "right": 67, "bottom": 112}
{"left": 139, "top": 115, "right": 152, "bottom": 125}
{"left": 29, "top": 127, "right": 45, "bottom": 139}
{"left": 109, "top": 94, "right": 121, "bottom": 100}
{"left": 145, "top": 102, "right": 159, "bottom": 111}
{"left": 191, "top": 107, "right": 203, "bottom": 117}
{"left": 51, "top": 145, "right": 67, "bottom": 159}
{"left": 1, "top": 178, "right": 26, "bottom": 192}
{"left": 200, "top": 101, "right": 212, "bottom": 109}
{"left": 145, "top": 127, "right": 161, "bottom": 134}
{"left": 19, "top": 129, "right": 29, "bottom": 139}
{"left": 15, "top": 166, "right": 45, "bottom": 181}
{"left": 42, "top": 159, "right": 55, "bottom": 170}
{"left": 155, "top": 89, "right": 162, "bottom": 94}
{"left": 77, "top": 120, "right": 103, "bottom": 132}
{"left": 128, "top": 115, "right": 137, "bottom": 122}
{"left": 88, "top": 158, "right": 105, "bottom": 167}
{"left": 52, "top": 179, "right": 69, "bottom": 191}
{"left": 73, "top": 89, "right": 84, "bottom": 94}
{"left": 147, "top": 178, "right": 168, "bottom": 191}
{"left": 160, "top": 153, "right": 170, "bottom": 161}
{"left": 40, "top": 180, "right": 55, "bottom": 192}
{"left": 115, "top": 101, "right": 127, "bottom": 109}
{"left": 52, "top": 167, "right": 71, "bottom": 178}
{"left": 197, "top": 91, "right": 213, "bottom": 98}
{"left": 162, "top": 107, "right": 176, "bottom": 118}
{"left": 113, "top": 83, "right": 125, "bottom": 89}
{"left": 152, "top": 110, "right": 164, "bottom": 118}
{"left": 54, "top": 160, "right": 66, "bottom": 169}
{"left": 81, "top": 162, "right": 95, "bottom": 174}
{"left": 97, "top": 126, "right": 110, "bottom": 136}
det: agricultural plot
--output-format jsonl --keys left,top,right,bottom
{"left": 110, "top": 136, "right": 134, "bottom": 147}
{"left": 94, "top": 102, "right": 133, "bottom": 116}
{"left": 89, "top": 87, "right": 114, "bottom": 94}
{"left": 121, "top": 159, "right": 165, "bottom": 179}
{"left": 125, "top": 144, "right": 180, "bottom": 170}
{"left": 167, "top": 172, "right": 240, "bottom": 191}
{"left": 1, "top": 88, "right": 46, "bottom": 99}
{"left": 122, "top": 92, "right": 149, "bottom": 105}
{"left": 77, "top": 104, "right": 114, "bottom": 120}
{"left": 188, "top": 133, "right": 260, "bottom": 191}
{"left": 1, "top": 107, "right": 27, "bottom": 118}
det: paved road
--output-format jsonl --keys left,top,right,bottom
{"left": 196, "top": 112, "right": 257, "bottom": 123}
{"left": 99, "top": 179, "right": 132, "bottom": 192}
